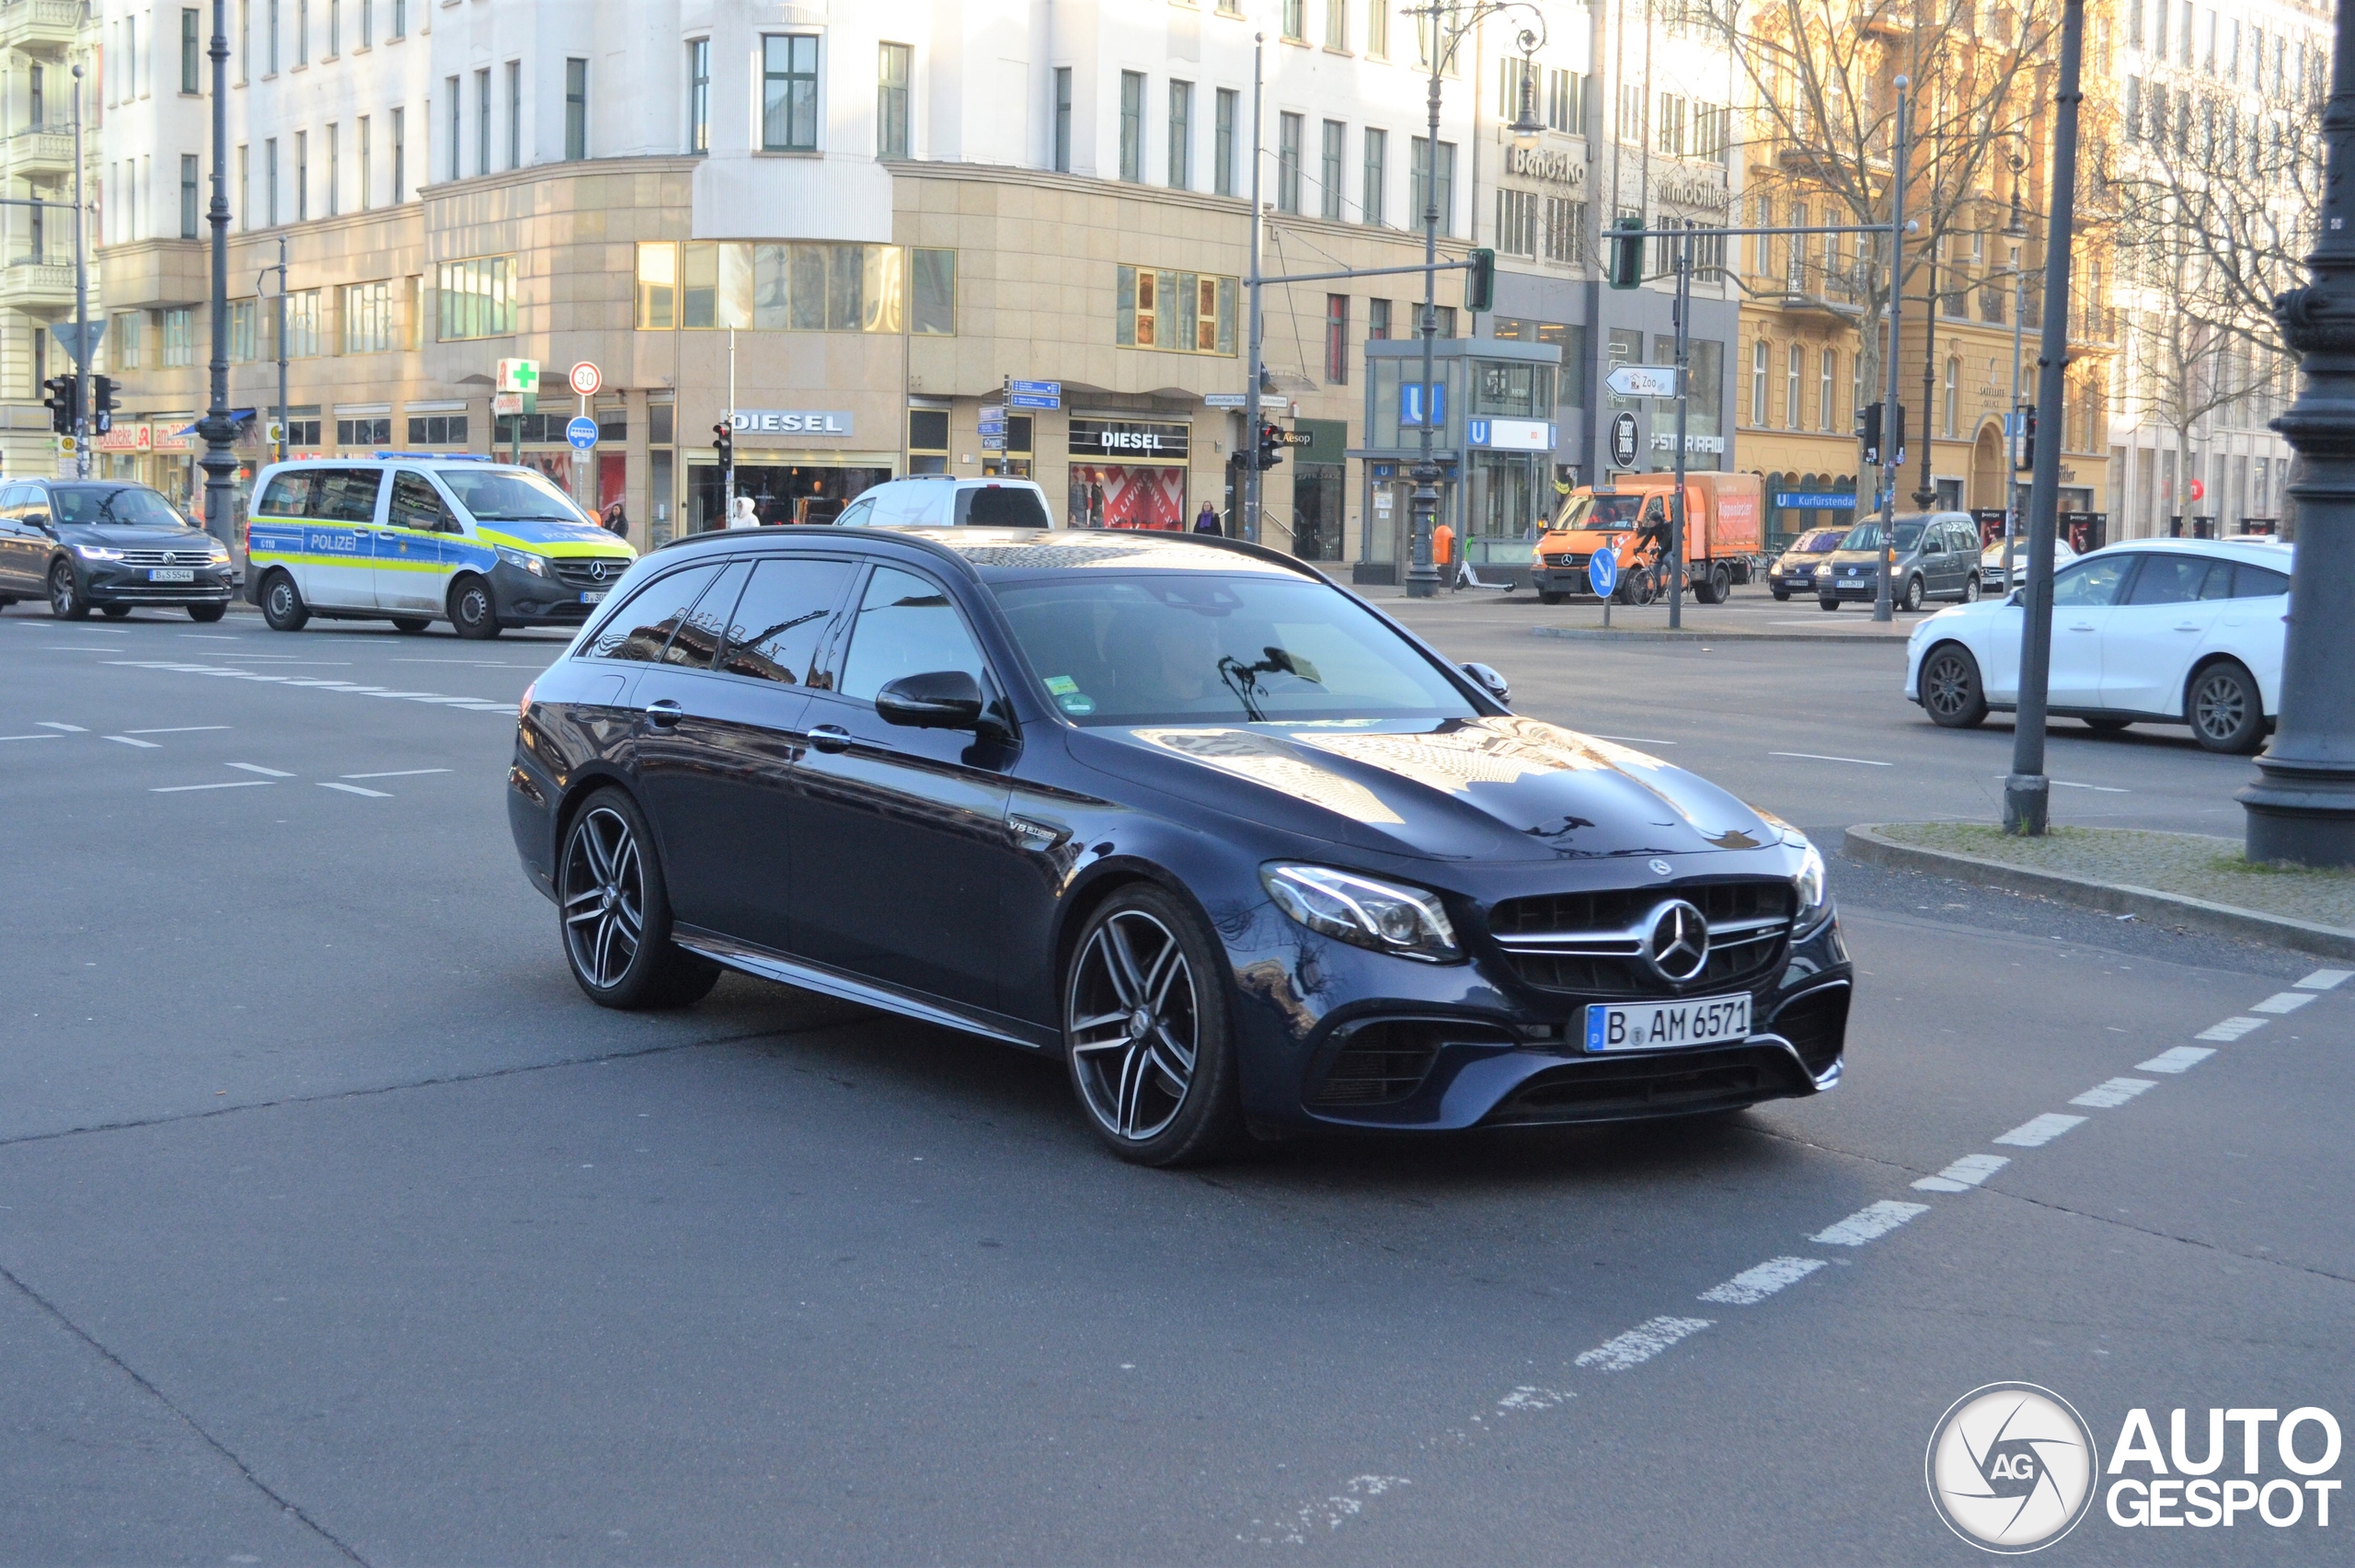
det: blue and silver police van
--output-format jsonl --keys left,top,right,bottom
{"left": 245, "top": 455, "right": 635, "bottom": 638}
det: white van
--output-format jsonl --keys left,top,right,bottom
{"left": 835, "top": 476, "right": 1052, "bottom": 530}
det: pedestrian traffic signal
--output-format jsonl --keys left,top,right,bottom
{"left": 91, "top": 374, "right": 116, "bottom": 434}
{"left": 1858, "top": 401, "right": 1882, "bottom": 465}
{"left": 1607, "top": 217, "right": 1644, "bottom": 290}
{"left": 1463, "top": 247, "right": 1495, "bottom": 313}
{"left": 1256, "top": 422, "right": 1285, "bottom": 471}
{"left": 40, "top": 375, "right": 78, "bottom": 436}
{"left": 2016, "top": 404, "right": 2037, "bottom": 471}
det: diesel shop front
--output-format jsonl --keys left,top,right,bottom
{"left": 687, "top": 408, "right": 895, "bottom": 529}
{"left": 1065, "top": 416, "right": 1193, "bottom": 530}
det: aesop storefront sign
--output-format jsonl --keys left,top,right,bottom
{"left": 1504, "top": 146, "right": 1584, "bottom": 189}
{"left": 1068, "top": 417, "right": 1190, "bottom": 462}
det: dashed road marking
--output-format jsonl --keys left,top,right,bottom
{"left": 227, "top": 763, "right": 295, "bottom": 777}
{"left": 2138, "top": 1046, "right": 2216, "bottom": 1074}
{"left": 317, "top": 782, "right": 392, "bottom": 798}
{"left": 0, "top": 734, "right": 63, "bottom": 742}
{"left": 1913, "top": 1153, "right": 2011, "bottom": 1193}
{"left": 1811, "top": 1200, "right": 1930, "bottom": 1246}
{"left": 2249, "top": 992, "right": 2315, "bottom": 1015}
{"left": 1697, "top": 1256, "right": 1825, "bottom": 1305}
{"left": 34, "top": 722, "right": 85, "bottom": 731}
{"left": 1994, "top": 1113, "right": 2088, "bottom": 1148}
{"left": 1770, "top": 750, "right": 1892, "bottom": 766}
{"left": 2197, "top": 1016, "right": 2268, "bottom": 1041}
{"left": 151, "top": 779, "right": 274, "bottom": 794}
{"left": 1591, "top": 733, "right": 1680, "bottom": 746}
{"left": 2071, "top": 1076, "right": 2158, "bottom": 1109}
{"left": 102, "top": 735, "right": 162, "bottom": 749}
{"left": 121, "top": 725, "right": 232, "bottom": 735}
{"left": 340, "top": 768, "right": 452, "bottom": 780}
{"left": 1497, "top": 1386, "right": 1571, "bottom": 1413}
{"left": 1575, "top": 1315, "right": 1713, "bottom": 1372}
{"left": 2296, "top": 968, "right": 2350, "bottom": 990}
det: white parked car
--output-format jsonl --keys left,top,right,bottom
{"left": 833, "top": 476, "right": 1052, "bottom": 529}
{"left": 1978, "top": 533, "right": 2075, "bottom": 591}
{"left": 1904, "top": 538, "right": 2292, "bottom": 754}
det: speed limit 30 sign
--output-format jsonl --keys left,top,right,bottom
{"left": 569, "top": 361, "right": 603, "bottom": 397}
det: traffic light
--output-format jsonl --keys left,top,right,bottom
{"left": 40, "top": 375, "right": 77, "bottom": 436}
{"left": 1890, "top": 401, "right": 1907, "bottom": 466}
{"left": 711, "top": 421, "right": 733, "bottom": 461}
{"left": 1607, "top": 216, "right": 1644, "bottom": 290}
{"left": 1257, "top": 423, "right": 1285, "bottom": 471}
{"left": 91, "top": 374, "right": 116, "bottom": 434}
{"left": 1463, "top": 247, "right": 1495, "bottom": 314}
{"left": 2016, "top": 404, "right": 2037, "bottom": 471}
{"left": 1858, "top": 401, "right": 1883, "bottom": 465}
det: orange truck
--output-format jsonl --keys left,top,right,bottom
{"left": 1530, "top": 471, "right": 1765, "bottom": 605}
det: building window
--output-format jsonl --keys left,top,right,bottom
{"left": 267, "top": 0, "right": 278, "bottom": 74}
{"left": 295, "top": 130, "right": 308, "bottom": 220}
{"left": 912, "top": 247, "right": 956, "bottom": 335}
{"left": 1325, "top": 293, "right": 1350, "bottom": 384}
{"left": 908, "top": 407, "right": 950, "bottom": 475}
{"left": 182, "top": 8, "right": 201, "bottom": 93}
{"left": 445, "top": 76, "right": 459, "bottom": 180}
{"left": 1053, "top": 68, "right": 1073, "bottom": 172}
{"left": 1312, "top": 118, "right": 1341, "bottom": 219}
{"left": 879, "top": 42, "right": 912, "bottom": 159}
{"left": 390, "top": 108, "right": 404, "bottom": 202}
{"left": 406, "top": 413, "right": 467, "bottom": 445}
{"left": 229, "top": 299, "right": 256, "bottom": 362}
{"left": 1433, "top": 304, "right": 1456, "bottom": 338}
{"left": 1369, "top": 298, "right": 1391, "bottom": 339}
{"left": 236, "top": 143, "right": 248, "bottom": 228}
{"left": 1326, "top": 0, "right": 1348, "bottom": 50}
{"left": 357, "top": 116, "right": 371, "bottom": 210}
{"left": 238, "top": 0, "right": 249, "bottom": 85}
{"left": 763, "top": 35, "right": 820, "bottom": 152}
{"left": 1282, "top": 0, "right": 1305, "bottom": 42}
{"left": 1119, "top": 72, "right": 1144, "bottom": 181}
{"left": 336, "top": 414, "right": 392, "bottom": 447}
{"left": 343, "top": 280, "right": 394, "bottom": 352}
{"left": 1115, "top": 264, "right": 1238, "bottom": 355}
{"left": 1408, "top": 137, "right": 1454, "bottom": 235}
{"left": 565, "top": 58, "right": 587, "bottom": 160}
{"left": 326, "top": 122, "right": 339, "bottom": 215}
{"left": 266, "top": 137, "right": 279, "bottom": 224}
{"left": 162, "top": 307, "right": 196, "bottom": 367}
{"left": 1496, "top": 189, "right": 1536, "bottom": 257}
{"left": 1786, "top": 343, "right": 1801, "bottom": 429}
{"left": 1277, "top": 112, "right": 1303, "bottom": 211}
{"left": 179, "top": 154, "right": 200, "bottom": 237}
{"left": 631, "top": 240, "right": 913, "bottom": 334}
{"left": 1546, "top": 69, "right": 1579, "bottom": 132}
{"left": 475, "top": 68, "right": 490, "bottom": 175}
{"left": 687, "top": 40, "right": 711, "bottom": 154}
{"left": 1944, "top": 356, "right": 1960, "bottom": 438}
{"left": 283, "top": 292, "right": 320, "bottom": 356}
{"left": 1168, "top": 80, "right": 1193, "bottom": 189}
{"left": 1821, "top": 349, "right": 1836, "bottom": 431}
{"left": 438, "top": 256, "right": 516, "bottom": 339}
{"left": 1368, "top": 1, "right": 1388, "bottom": 57}
{"left": 504, "top": 61, "right": 521, "bottom": 167}
{"left": 1751, "top": 339, "right": 1768, "bottom": 425}
{"left": 360, "top": 0, "right": 370, "bottom": 48}
{"left": 1361, "top": 127, "right": 1386, "bottom": 224}
{"left": 635, "top": 242, "right": 676, "bottom": 329}
{"left": 113, "top": 311, "right": 143, "bottom": 369}
{"left": 327, "top": 0, "right": 337, "bottom": 55}
{"left": 296, "top": 0, "right": 307, "bottom": 65}
{"left": 1214, "top": 88, "right": 1238, "bottom": 196}
{"left": 1542, "top": 196, "right": 1583, "bottom": 264}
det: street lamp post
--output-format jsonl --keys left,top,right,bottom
{"left": 196, "top": 0, "right": 238, "bottom": 556}
{"left": 1872, "top": 78, "right": 1912, "bottom": 624}
{"left": 2241, "top": 0, "right": 2355, "bottom": 864}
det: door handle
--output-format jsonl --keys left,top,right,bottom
{"left": 2068, "top": 623, "right": 2096, "bottom": 632}
{"left": 644, "top": 699, "right": 684, "bottom": 727}
{"left": 2174, "top": 624, "right": 2201, "bottom": 633}
{"left": 806, "top": 724, "right": 852, "bottom": 754}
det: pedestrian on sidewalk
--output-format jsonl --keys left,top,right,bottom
{"left": 728, "top": 495, "right": 760, "bottom": 529}
{"left": 600, "top": 500, "right": 629, "bottom": 540}
{"left": 1193, "top": 502, "right": 1221, "bottom": 536}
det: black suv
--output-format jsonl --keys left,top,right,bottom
{"left": 0, "top": 479, "right": 236, "bottom": 621}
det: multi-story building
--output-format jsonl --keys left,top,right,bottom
{"left": 0, "top": 0, "right": 99, "bottom": 479}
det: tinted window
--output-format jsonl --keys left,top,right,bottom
{"left": 718, "top": 556, "right": 853, "bottom": 685}
{"left": 314, "top": 469, "right": 384, "bottom": 524}
{"left": 49, "top": 486, "right": 189, "bottom": 527}
{"left": 1841, "top": 518, "right": 1924, "bottom": 552}
{"left": 2123, "top": 555, "right": 2218, "bottom": 605}
{"left": 436, "top": 466, "right": 590, "bottom": 523}
{"left": 994, "top": 573, "right": 1484, "bottom": 726}
{"left": 956, "top": 486, "right": 1051, "bottom": 527}
{"left": 2232, "top": 563, "right": 2291, "bottom": 599}
{"left": 839, "top": 567, "right": 989, "bottom": 703}
{"left": 255, "top": 472, "right": 318, "bottom": 517}
{"left": 2051, "top": 555, "right": 2133, "bottom": 608}
{"left": 662, "top": 561, "right": 751, "bottom": 668}
{"left": 834, "top": 495, "right": 878, "bottom": 528}
{"left": 1798, "top": 529, "right": 1844, "bottom": 554}
{"left": 389, "top": 471, "right": 455, "bottom": 532}
{"left": 589, "top": 564, "right": 722, "bottom": 662}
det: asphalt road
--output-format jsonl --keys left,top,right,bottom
{"left": 2, "top": 598, "right": 2346, "bottom": 1567}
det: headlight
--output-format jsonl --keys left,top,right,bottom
{"left": 75, "top": 544, "right": 123, "bottom": 561}
{"left": 496, "top": 545, "right": 548, "bottom": 577}
{"left": 206, "top": 538, "right": 231, "bottom": 561}
{"left": 1260, "top": 864, "right": 1461, "bottom": 962}
{"left": 1792, "top": 839, "right": 1828, "bottom": 921}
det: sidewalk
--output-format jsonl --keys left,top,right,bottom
{"left": 1846, "top": 822, "right": 2355, "bottom": 959}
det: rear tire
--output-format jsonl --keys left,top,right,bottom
{"left": 449, "top": 575, "right": 501, "bottom": 640}
{"left": 1962, "top": 576, "right": 1982, "bottom": 604}
{"left": 188, "top": 603, "right": 226, "bottom": 623}
{"left": 259, "top": 569, "right": 309, "bottom": 632}
{"left": 390, "top": 616, "right": 431, "bottom": 634}
{"left": 2187, "top": 660, "right": 2265, "bottom": 754}
{"left": 1818, "top": 597, "right": 1840, "bottom": 612}
{"left": 2085, "top": 716, "right": 2133, "bottom": 733}
{"left": 1901, "top": 574, "right": 1926, "bottom": 613}
{"left": 1920, "top": 643, "right": 1989, "bottom": 728}
{"left": 557, "top": 787, "right": 721, "bottom": 1009}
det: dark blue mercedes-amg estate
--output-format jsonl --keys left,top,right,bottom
{"left": 507, "top": 527, "right": 1850, "bottom": 1164}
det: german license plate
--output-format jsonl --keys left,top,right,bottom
{"left": 1584, "top": 992, "right": 1752, "bottom": 1053}
{"left": 580, "top": 589, "right": 606, "bottom": 603}
{"left": 148, "top": 568, "right": 195, "bottom": 582}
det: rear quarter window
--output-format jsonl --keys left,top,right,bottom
{"left": 2233, "top": 563, "right": 2290, "bottom": 599}
{"left": 256, "top": 472, "right": 319, "bottom": 516}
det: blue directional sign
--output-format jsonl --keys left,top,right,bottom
{"left": 565, "top": 416, "right": 599, "bottom": 452}
{"left": 977, "top": 418, "right": 1008, "bottom": 436}
{"left": 1008, "top": 392, "right": 1060, "bottom": 409}
{"left": 1588, "top": 549, "right": 1619, "bottom": 600}
{"left": 1010, "top": 380, "right": 1061, "bottom": 395}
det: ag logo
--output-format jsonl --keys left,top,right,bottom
{"left": 1926, "top": 1382, "right": 2099, "bottom": 1553}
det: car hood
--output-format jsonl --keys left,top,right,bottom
{"left": 1774, "top": 550, "right": 1832, "bottom": 568}
{"left": 1083, "top": 715, "right": 1776, "bottom": 862}
{"left": 53, "top": 521, "right": 214, "bottom": 549}
{"left": 472, "top": 517, "right": 635, "bottom": 556}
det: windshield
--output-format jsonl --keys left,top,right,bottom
{"left": 1840, "top": 518, "right": 1924, "bottom": 552}
{"left": 48, "top": 486, "right": 189, "bottom": 528}
{"left": 433, "top": 467, "right": 591, "bottom": 524}
{"left": 992, "top": 573, "right": 1481, "bottom": 727}
{"left": 1793, "top": 529, "right": 1844, "bottom": 554}
{"left": 1587, "top": 495, "right": 1651, "bottom": 527}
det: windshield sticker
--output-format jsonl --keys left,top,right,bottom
{"left": 1043, "top": 676, "right": 1079, "bottom": 695}
{"left": 1057, "top": 692, "right": 1097, "bottom": 715}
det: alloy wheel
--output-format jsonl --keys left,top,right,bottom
{"left": 1924, "top": 652, "right": 1973, "bottom": 720}
{"left": 49, "top": 563, "right": 83, "bottom": 619}
{"left": 1068, "top": 910, "right": 1200, "bottom": 1143}
{"left": 561, "top": 806, "right": 645, "bottom": 990}
{"left": 2191, "top": 669, "right": 2249, "bottom": 746}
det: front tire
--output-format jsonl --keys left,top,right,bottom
{"left": 188, "top": 602, "right": 226, "bottom": 623}
{"left": 1063, "top": 884, "right": 1244, "bottom": 1167}
{"left": 2187, "top": 660, "right": 2265, "bottom": 754}
{"left": 1920, "top": 643, "right": 1989, "bottom": 728}
{"left": 1537, "top": 589, "right": 1564, "bottom": 606}
{"left": 449, "top": 575, "right": 501, "bottom": 640}
{"left": 48, "top": 561, "right": 88, "bottom": 620}
{"left": 100, "top": 603, "right": 132, "bottom": 619}
{"left": 259, "top": 569, "right": 309, "bottom": 631}
{"left": 1771, "top": 587, "right": 1791, "bottom": 601}
{"left": 1819, "top": 597, "right": 1840, "bottom": 612}
{"left": 390, "top": 616, "right": 431, "bottom": 634}
{"left": 557, "top": 788, "right": 720, "bottom": 1009}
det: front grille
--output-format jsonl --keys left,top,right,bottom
{"left": 1487, "top": 1045, "right": 1812, "bottom": 1125}
{"left": 1490, "top": 880, "right": 1795, "bottom": 999}
{"left": 551, "top": 557, "right": 626, "bottom": 589}
{"left": 1543, "top": 551, "right": 1591, "bottom": 571}
{"left": 1492, "top": 880, "right": 1792, "bottom": 938}
{"left": 119, "top": 549, "right": 213, "bottom": 567}
{"left": 1768, "top": 984, "right": 1850, "bottom": 1077}
{"left": 1305, "top": 1019, "right": 1511, "bottom": 1108}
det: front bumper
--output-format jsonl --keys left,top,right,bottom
{"left": 489, "top": 558, "right": 616, "bottom": 628}
{"left": 77, "top": 562, "right": 238, "bottom": 604}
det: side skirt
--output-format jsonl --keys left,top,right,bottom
{"left": 672, "top": 924, "right": 1058, "bottom": 1051}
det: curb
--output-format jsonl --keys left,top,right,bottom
{"left": 1843, "top": 823, "right": 2355, "bottom": 960}
{"left": 1534, "top": 625, "right": 1913, "bottom": 646}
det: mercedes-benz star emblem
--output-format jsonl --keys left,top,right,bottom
{"left": 1643, "top": 899, "right": 1710, "bottom": 983}
{"left": 1648, "top": 858, "right": 1673, "bottom": 876}
{"left": 590, "top": 560, "right": 610, "bottom": 581}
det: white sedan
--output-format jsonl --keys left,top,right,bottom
{"left": 1979, "top": 534, "right": 2074, "bottom": 591}
{"left": 1904, "top": 538, "right": 2292, "bottom": 753}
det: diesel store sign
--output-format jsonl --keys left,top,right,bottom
{"left": 1068, "top": 418, "right": 1190, "bottom": 463}
{"left": 730, "top": 409, "right": 855, "bottom": 438}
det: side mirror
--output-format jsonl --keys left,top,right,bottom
{"left": 2006, "top": 589, "right": 2026, "bottom": 607}
{"left": 1463, "top": 661, "right": 1511, "bottom": 704}
{"left": 876, "top": 670, "right": 987, "bottom": 729}
{"left": 25, "top": 512, "right": 49, "bottom": 531}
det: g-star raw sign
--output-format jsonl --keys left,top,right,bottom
{"left": 1503, "top": 145, "right": 1584, "bottom": 189}
{"left": 730, "top": 410, "right": 855, "bottom": 438}
{"left": 1068, "top": 418, "right": 1189, "bottom": 461}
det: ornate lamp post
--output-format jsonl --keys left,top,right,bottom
{"left": 195, "top": 0, "right": 238, "bottom": 556}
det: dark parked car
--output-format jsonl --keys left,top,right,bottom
{"left": 1764, "top": 527, "right": 1847, "bottom": 601}
{"left": 1818, "top": 511, "right": 1983, "bottom": 612}
{"left": 0, "top": 479, "right": 235, "bottom": 621}
{"left": 508, "top": 528, "right": 1850, "bottom": 1164}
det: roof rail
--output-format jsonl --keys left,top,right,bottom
{"left": 371, "top": 452, "right": 495, "bottom": 462}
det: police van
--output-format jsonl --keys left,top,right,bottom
{"left": 245, "top": 455, "right": 635, "bottom": 638}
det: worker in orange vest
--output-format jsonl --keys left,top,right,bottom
{"left": 1431, "top": 520, "right": 1455, "bottom": 590}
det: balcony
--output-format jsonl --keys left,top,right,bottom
{"left": 3, "top": 124, "right": 75, "bottom": 178}
{"left": 0, "top": 257, "right": 74, "bottom": 311}
{"left": 0, "top": 0, "right": 86, "bottom": 54}
{"left": 1773, "top": 256, "right": 1873, "bottom": 317}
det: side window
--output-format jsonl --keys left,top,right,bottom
{"left": 2231, "top": 563, "right": 2291, "bottom": 599}
{"left": 957, "top": 486, "right": 1052, "bottom": 528}
{"left": 837, "top": 566, "right": 988, "bottom": 703}
{"left": 661, "top": 561, "right": 751, "bottom": 669}
{"left": 2124, "top": 555, "right": 2212, "bottom": 606}
{"left": 718, "top": 556, "right": 854, "bottom": 685}
{"left": 1922, "top": 526, "right": 1947, "bottom": 555}
{"left": 835, "top": 495, "right": 878, "bottom": 528}
{"left": 255, "top": 472, "right": 319, "bottom": 517}
{"left": 314, "top": 468, "right": 385, "bottom": 524}
{"left": 588, "top": 563, "right": 722, "bottom": 662}
{"left": 389, "top": 471, "right": 454, "bottom": 532}
{"left": 2051, "top": 555, "right": 2134, "bottom": 609}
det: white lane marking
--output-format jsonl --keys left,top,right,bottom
{"left": 2296, "top": 968, "right": 2351, "bottom": 990}
{"left": 355, "top": 690, "right": 445, "bottom": 699}
{"left": 178, "top": 634, "right": 238, "bottom": 640}
{"left": 2197, "top": 1016, "right": 2268, "bottom": 1041}
{"left": 0, "top": 733, "right": 64, "bottom": 742}
{"left": 121, "top": 726, "right": 232, "bottom": 735}
{"left": 2051, "top": 779, "right": 2131, "bottom": 794}
{"left": 1591, "top": 733, "right": 1680, "bottom": 746}
{"left": 317, "top": 782, "right": 392, "bottom": 798}
{"left": 2250, "top": 992, "right": 2315, "bottom": 1015}
{"left": 151, "top": 779, "right": 275, "bottom": 794}
{"left": 1697, "top": 1256, "right": 1825, "bottom": 1305}
{"left": 340, "top": 768, "right": 452, "bottom": 780}
{"left": 1246, "top": 1476, "right": 1414, "bottom": 1546}
{"left": 2070, "top": 1077, "right": 2159, "bottom": 1109}
{"left": 1497, "top": 1386, "right": 1572, "bottom": 1413}
{"left": 453, "top": 702, "right": 516, "bottom": 712}
{"left": 1810, "top": 1201, "right": 1931, "bottom": 1247}
{"left": 227, "top": 762, "right": 295, "bottom": 777}
{"left": 2139, "top": 1046, "right": 2217, "bottom": 1074}
{"left": 1912, "top": 1153, "right": 2011, "bottom": 1193}
{"left": 1993, "top": 1113, "right": 2088, "bottom": 1148}
{"left": 102, "top": 735, "right": 162, "bottom": 749}
{"left": 1574, "top": 1315, "right": 1713, "bottom": 1372}
{"left": 405, "top": 695, "right": 497, "bottom": 704}
{"left": 34, "top": 722, "right": 86, "bottom": 731}
{"left": 1770, "top": 750, "right": 1892, "bottom": 766}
